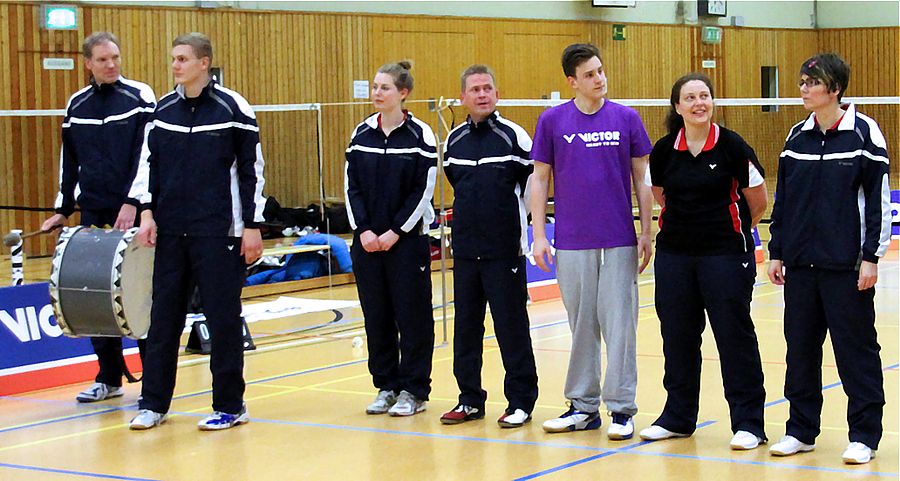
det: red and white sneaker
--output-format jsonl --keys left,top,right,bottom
{"left": 440, "top": 404, "right": 484, "bottom": 425}
{"left": 498, "top": 409, "right": 531, "bottom": 428}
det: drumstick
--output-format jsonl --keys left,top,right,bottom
{"left": 3, "top": 224, "right": 62, "bottom": 247}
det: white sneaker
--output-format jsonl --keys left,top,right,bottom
{"left": 387, "top": 390, "right": 426, "bottom": 417}
{"left": 542, "top": 405, "right": 601, "bottom": 433}
{"left": 76, "top": 383, "right": 124, "bottom": 403}
{"left": 639, "top": 424, "right": 690, "bottom": 441}
{"left": 608, "top": 413, "right": 634, "bottom": 440}
{"left": 198, "top": 403, "right": 249, "bottom": 431}
{"left": 129, "top": 409, "right": 167, "bottom": 430}
{"left": 730, "top": 430, "right": 764, "bottom": 450}
{"left": 769, "top": 435, "right": 815, "bottom": 456}
{"left": 366, "top": 390, "right": 397, "bottom": 415}
{"left": 497, "top": 409, "right": 531, "bottom": 428}
{"left": 842, "top": 442, "right": 876, "bottom": 464}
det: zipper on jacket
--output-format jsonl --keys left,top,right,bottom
{"left": 181, "top": 102, "right": 197, "bottom": 236}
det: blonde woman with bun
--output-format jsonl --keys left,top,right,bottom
{"left": 344, "top": 61, "right": 438, "bottom": 417}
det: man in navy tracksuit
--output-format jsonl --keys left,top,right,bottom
{"left": 42, "top": 32, "right": 155, "bottom": 403}
{"left": 126, "top": 33, "right": 266, "bottom": 431}
{"left": 439, "top": 65, "right": 538, "bottom": 428}
{"left": 768, "top": 53, "right": 891, "bottom": 464}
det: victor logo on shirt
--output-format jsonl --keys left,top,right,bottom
{"left": 562, "top": 130, "right": 621, "bottom": 148}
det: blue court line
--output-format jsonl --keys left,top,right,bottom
{"left": 0, "top": 279, "right": 707, "bottom": 435}
{"left": 0, "top": 358, "right": 379, "bottom": 435}
{"left": 512, "top": 440, "right": 654, "bottom": 481}
{"left": 516, "top": 362, "right": 900, "bottom": 479}
{"left": 4, "top": 312, "right": 897, "bottom": 478}
{"left": 765, "top": 363, "right": 900, "bottom": 408}
{"left": 147, "top": 412, "right": 893, "bottom": 479}
{"left": 631, "top": 451, "right": 895, "bottom": 477}
{"left": 511, "top": 420, "right": 714, "bottom": 481}
{"left": 0, "top": 318, "right": 573, "bottom": 435}
{"left": 0, "top": 405, "right": 121, "bottom": 435}
{"left": 0, "top": 462, "right": 161, "bottom": 481}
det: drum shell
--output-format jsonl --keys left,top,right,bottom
{"left": 49, "top": 227, "right": 154, "bottom": 339}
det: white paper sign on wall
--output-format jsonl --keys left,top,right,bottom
{"left": 43, "top": 58, "right": 75, "bottom": 70}
{"left": 353, "top": 80, "right": 369, "bottom": 99}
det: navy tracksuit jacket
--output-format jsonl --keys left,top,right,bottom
{"left": 129, "top": 79, "right": 266, "bottom": 414}
{"left": 344, "top": 111, "right": 437, "bottom": 400}
{"left": 56, "top": 76, "right": 156, "bottom": 386}
{"left": 769, "top": 103, "right": 891, "bottom": 449}
{"left": 443, "top": 111, "right": 538, "bottom": 413}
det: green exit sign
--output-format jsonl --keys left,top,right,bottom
{"left": 612, "top": 24, "right": 626, "bottom": 41}
{"left": 42, "top": 5, "right": 78, "bottom": 30}
{"left": 702, "top": 26, "right": 722, "bottom": 44}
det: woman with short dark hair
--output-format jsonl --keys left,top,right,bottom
{"left": 768, "top": 52, "right": 890, "bottom": 465}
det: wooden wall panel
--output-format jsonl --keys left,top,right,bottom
{"left": 724, "top": 28, "right": 819, "bottom": 98}
{"left": 1, "top": 1, "right": 897, "bottom": 256}
{"left": 819, "top": 27, "right": 899, "bottom": 97}
{"left": 0, "top": 2, "right": 85, "bottom": 256}
{"left": 586, "top": 23, "right": 694, "bottom": 99}
{"left": 818, "top": 27, "right": 898, "bottom": 186}
{"left": 720, "top": 28, "right": 820, "bottom": 196}
{"left": 377, "top": 22, "right": 478, "bottom": 208}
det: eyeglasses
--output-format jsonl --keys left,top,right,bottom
{"left": 798, "top": 78, "right": 822, "bottom": 89}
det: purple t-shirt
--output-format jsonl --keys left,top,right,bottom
{"left": 532, "top": 99, "right": 652, "bottom": 250}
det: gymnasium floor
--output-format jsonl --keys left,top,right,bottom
{"left": 0, "top": 252, "right": 896, "bottom": 480}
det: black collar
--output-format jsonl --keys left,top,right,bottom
{"left": 467, "top": 110, "right": 499, "bottom": 130}
{"left": 176, "top": 78, "right": 216, "bottom": 100}
{"left": 90, "top": 76, "right": 121, "bottom": 92}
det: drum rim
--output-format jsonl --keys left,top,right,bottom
{"left": 49, "top": 225, "right": 83, "bottom": 337}
{"left": 110, "top": 227, "right": 141, "bottom": 337}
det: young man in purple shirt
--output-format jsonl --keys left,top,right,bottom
{"left": 530, "top": 43, "right": 653, "bottom": 440}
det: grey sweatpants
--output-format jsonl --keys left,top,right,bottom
{"left": 556, "top": 246, "right": 638, "bottom": 415}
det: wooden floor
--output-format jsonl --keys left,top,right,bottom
{"left": 0, "top": 251, "right": 897, "bottom": 480}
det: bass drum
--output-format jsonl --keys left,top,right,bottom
{"left": 49, "top": 226, "right": 154, "bottom": 339}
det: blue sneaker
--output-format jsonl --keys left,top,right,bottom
{"left": 542, "top": 404, "right": 601, "bottom": 433}
{"left": 198, "top": 403, "right": 249, "bottom": 431}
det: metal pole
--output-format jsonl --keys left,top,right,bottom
{"left": 315, "top": 104, "right": 326, "bottom": 224}
{"left": 433, "top": 99, "right": 448, "bottom": 346}
{"left": 315, "top": 104, "right": 334, "bottom": 295}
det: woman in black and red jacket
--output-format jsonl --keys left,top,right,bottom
{"left": 640, "top": 73, "right": 768, "bottom": 450}
{"left": 344, "top": 61, "right": 437, "bottom": 417}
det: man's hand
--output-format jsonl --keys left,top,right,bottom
{"left": 360, "top": 230, "right": 381, "bottom": 253}
{"left": 377, "top": 230, "right": 400, "bottom": 251}
{"left": 114, "top": 204, "right": 137, "bottom": 231}
{"left": 637, "top": 233, "right": 652, "bottom": 273}
{"left": 767, "top": 259, "right": 785, "bottom": 286}
{"left": 42, "top": 213, "right": 67, "bottom": 232}
{"left": 532, "top": 236, "right": 554, "bottom": 272}
{"left": 241, "top": 228, "right": 263, "bottom": 265}
{"left": 858, "top": 260, "right": 878, "bottom": 291}
{"left": 135, "top": 210, "right": 157, "bottom": 248}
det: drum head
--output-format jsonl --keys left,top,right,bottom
{"left": 119, "top": 234, "right": 154, "bottom": 339}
